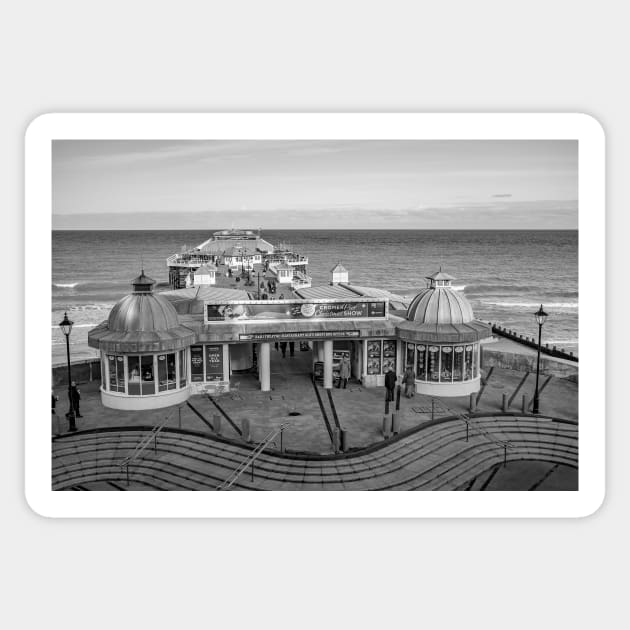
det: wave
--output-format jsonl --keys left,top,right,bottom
{"left": 67, "top": 303, "right": 115, "bottom": 311}
{"left": 480, "top": 300, "right": 578, "bottom": 309}
{"left": 451, "top": 285, "right": 466, "bottom": 291}
{"left": 465, "top": 284, "right": 537, "bottom": 294}
{"left": 53, "top": 282, "right": 79, "bottom": 288}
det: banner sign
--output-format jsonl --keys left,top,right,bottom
{"left": 190, "top": 345, "right": 204, "bottom": 382}
{"left": 206, "top": 299, "right": 387, "bottom": 324}
{"left": 205, "top": 344, "right": 223, "bottom": 381}
{"left": 239, "top": 330, "right": 360, "bottom": 341}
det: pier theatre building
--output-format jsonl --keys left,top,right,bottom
{"left": 88, "top": 267, "right": 491, "bottom": 410}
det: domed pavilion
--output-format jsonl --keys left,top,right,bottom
{"left": 88, "top": 271, "right": 195, "bottom": 410}
{"left": 396, "top": 271, "right": 492, "bottom": 396}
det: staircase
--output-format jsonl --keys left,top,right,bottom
{"left": 52, "top": 415, "right": 577, "bottom": 491}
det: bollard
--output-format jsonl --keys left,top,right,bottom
{"left": 340, "top": 429, "right": 348, "bottom": 452}
{"left": 392, "top": 413, "right": 400, "bottom": 435}
{"left": 242, "top": 418, "right": 251, "bottom": 442}
{"left": 502, "top": 392, "right": 508, "bottom": 412}
{"left": 469, "top": 392, "right": 476, "bottom": 413}
{"left": 522, "top": 393, "right": 527, "bottom": 414}
{"left": 213, "top": 413, "right": 222, "bottom": 435}
{"left": 382, "top": 416, "right": 391, "bottom": 439}
{"left": 395, "top": 385, "right": 401, "bottom": 411}
{"left": 332, "top": 427, "right": 340, "bottom": 453}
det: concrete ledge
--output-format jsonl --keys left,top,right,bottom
{"left": 100, "top": 387, "right": 190, "bottom": 411}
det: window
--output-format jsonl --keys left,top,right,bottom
{"left": 465, "top": 345, "right": 474, "bottom": 380}
{"left": 416, "top": 345, "right": 426, "bottom": 381}
{"left": 427, "top": 346, "right": 439, "bottom": 381}
{"left": 128, "top": 355, "right": 141, "bottom": 395}
{"left": 157, "top": 353, "right": 177, "bottom": 392}
{"left": 107, "top": 355, "right": 125, "bottom": 392}
{"left": 441, "top": 346, "right": 453, "bottom": 382}
{"left": 141, "top": 355, "right": 155, "bottom": 394}
{"left": 453, "top": 346, "right": 464, "bottom": 381}
{"left": 382, "top": 340, "right": 396, "bottom": 373}
{"left": 179, "top": 349, "right": 187, "bottom": 388}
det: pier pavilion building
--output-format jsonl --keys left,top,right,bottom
{"left": 88, "top": 267, "right": 492, "bottom": 410}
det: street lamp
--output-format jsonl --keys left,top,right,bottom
{"left": 59, "top": 312, "right": 77, "bottom": 431}
{"left": 532, "top": 304, "right": 548, "bottom": 415}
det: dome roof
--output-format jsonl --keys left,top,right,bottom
{"left": 406, "top": 272, "right": 474, "bottom": 324}
{"left": 108, "top": 293, "right": 181, "bottom": 333}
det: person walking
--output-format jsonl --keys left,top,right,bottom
{"left": 403, "top": 365, "right": 416, "bottom": 398}
{"left": 279, "top": 341, "right": 287, "bottom": 358}
{"left": 384, "top": 368, "right": 397, "bottom": 402}
{"left": 289, "top": 341, "right": 295, "bottom": 357}
{"left": 338, "top": 356, "right": 351, "bottom": 389}
{"left": 70, "top": 381, "right": 83, "bottom": 417}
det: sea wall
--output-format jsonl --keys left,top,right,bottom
{"left": 52, "top": 358, "right": 101, "bottom": 387}
{"left": 480, "top": 347, "right": 578, "bottom": 383}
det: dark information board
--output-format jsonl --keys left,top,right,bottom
{"left": 190, "top": 345, "right": 204, "bottom": 382}
{"left": 239, "top": 330, "right": 360, "bottom": 341}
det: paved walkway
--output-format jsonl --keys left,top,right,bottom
{"left": 52, "top": 348, "right": 578, "bottom": 455}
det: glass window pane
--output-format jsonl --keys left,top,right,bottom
{"left": 427, "top": 346, "right": 439, "bottom": 381}
{"left": 107, "top": 355, "right": 116, "bottom": 392}
{"left": 473, "top": 344, "right": 478, "bottom": 377}
{"left": 166, "top": 353, "right": 176, "bottom": 390}
{"left": 157, "top": 354, "right": 168, "bottom": 392}
{"left": 465, "top": 345, "right": 474, "bottom": 380}
{"left": 441, "top": 346, "right": 453, "bottom": 382}
{"left": 453, "top": 346, "right": 464, "bottom": 381}
{"left": 382, "top": 340, "right": 396, "bottom": 374}
{"left": 179, "top": 350, "right": 186, "bottom": 388}
{"left": 367, "top": 340, "right": 382, "bottom": 375}
{"left": 416, "top": 345, "right": 426, "bottom": 381}
{"left": 141, "top": 355, "right": 155, "bottom": 395}
{"left": 128, "top": 355, "right": 141, "bottom": 395}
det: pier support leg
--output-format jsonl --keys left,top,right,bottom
{"left": 259, "top": 342, "right": 271, "bottom": 392}
{"left": 323, "top": 340, "right": 333, "bottom": 390}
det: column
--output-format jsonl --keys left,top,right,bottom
{"left": 395, "top": 339, "right": 403, "bottom": 376}
{"left": 363, "top": 339, "right": 368, "bottom": 379}
{"left": 259, "top": 342, "right": 271, "bottom": 392}
{"left": 222, "top": 343, "right": 230, "bottom": 383}
{"left": 323, "top": 339, "right": 333, "bottom": 389}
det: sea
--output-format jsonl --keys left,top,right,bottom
{"left": 52, "top": 229, "right": 578, "bottom": 365}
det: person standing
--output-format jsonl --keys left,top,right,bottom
{"left": 403, "top": 365, "right": 416, "bottom": 398}
{"left": 289, "top": 341, "right": 295, "bottom": 357}
{"left": 70, "top": 381, "right": 83, "bottom": 417}
{"left": 52, "top": 390, "right": 61, "bottom": 436}
{"left": 384, "top": 368, "right": 397, "bottom": 402}
{"left": 279, "top": 341, "right": 287, "bottom": 358}
{"left": 338, "top": 356, "right": 351, "bottom": 389}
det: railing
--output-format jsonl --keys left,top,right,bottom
{"left": 216, "top": 422, "right": 290, "bottom": 490}
{"left": 119, "top": 406, "right": 181, "bottom": 485}
{"left": 423, "top": 395, "right": 515, "bottom": 465}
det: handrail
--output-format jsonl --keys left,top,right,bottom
{"left": 216, "top": 422, "right": 290, "bottom": 491}
{"left": 120, "top": 405, "right": 181, "bottom": 484}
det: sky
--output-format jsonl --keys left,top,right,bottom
{"left": 52, "top": 140, "right": 578, "bottom": 229}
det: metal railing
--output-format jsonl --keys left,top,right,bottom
{"left": 120, "top": 406, "right": 181, "bottom": 485}
{"left": 216, "top": 422, "right": 290, "bottom": 491}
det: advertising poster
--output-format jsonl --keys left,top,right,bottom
{"left": 190, "top": 345, "right": 204, "bottom": 382}
{"left": 206, "top": 299, "right": 386, "bottom": 323}
{"left": 205, "top": 344, "right": 224, "bottom": 381}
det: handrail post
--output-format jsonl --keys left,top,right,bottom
{"left": 466, "top": 420, "right": 469, "bottom": 442}
{"left": 503, "top": 444, "right": 507, "bottom": 467}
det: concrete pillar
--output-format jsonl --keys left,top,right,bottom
{"left": 332, "top": 427, "right": 340, "bottom": 453}
{"left": 317, "top": 341, "right": 325, "bottom": 362}
{"left": 323, "top": 340, "right": 333, "bottom": 389}
{"left": 522, "top": 394, "right": 527, "bottom": 413}
{"left": 213, "top": 413, "right": 222, "bottom": 434}
{"left": 395, "top": 339, "right": 403, "bottom": 377}
{"left": 469, "top": 392, "right": 476, "bottom": 413}
{"left": 259, "top": 342, "right": 271, "bottom": 392}
{"left": 502, "top": 392, "right": 508, "bottom": 412}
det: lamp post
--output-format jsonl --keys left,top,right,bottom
{"left": 532, "top": 304, "right": 548, "bottom": 415}
{"left": 59, "top": 312, "right": 77, "bottom": 431}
